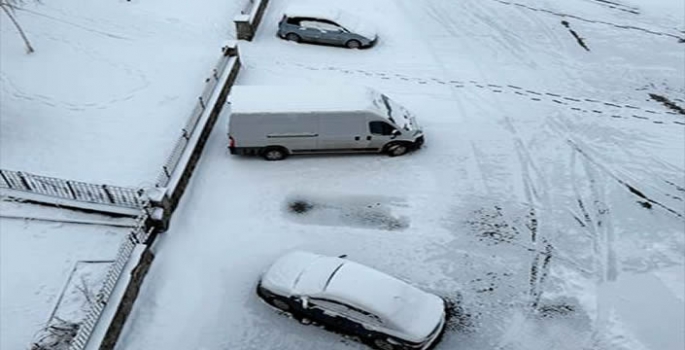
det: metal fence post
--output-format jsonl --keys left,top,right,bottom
{"left": 66, "top": 181, "right": 78, "bottom": 200}
{"left": 199, "top": 96, "right": 205, "bottom": 109}
{"left": 0, "top": 170, "right": 12, "bottom": 189}
{"left": 102, "top": 184, "right": 116, "bottom": 204}
{"left": 17, "top": 171, "right": 32, "bottom": 191}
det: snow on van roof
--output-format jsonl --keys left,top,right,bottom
{"left": 229, "top": 85, "right": 383, "bottom": 115}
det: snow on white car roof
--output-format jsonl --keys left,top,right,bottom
{"left": 261, "top": 251, "right": 444, "bottom": 340}
{"left": 229, "top": 85, "right": 385, "bottom": 115}
{"left": 260, "top": 251, "right": 343, "bottom": 296}
{"left": 322, "top": 261, "right": 444, "bottom": 340}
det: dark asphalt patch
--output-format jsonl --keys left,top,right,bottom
{"left": 288, "top": 200, "right": 315, "bottom": 214}
{"left": 443, "top": 294, "right": 477, "bottom": 333}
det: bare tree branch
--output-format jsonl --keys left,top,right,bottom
{"left": 0, "top": 0, "right": 35, "bottom": 53}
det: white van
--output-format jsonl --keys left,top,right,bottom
{"left": 227, "top": 86, "right": 425, "bottom": 160}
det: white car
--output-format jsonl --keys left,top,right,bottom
{"left": 256, "top": 251, "right": 446, "bottom": 350}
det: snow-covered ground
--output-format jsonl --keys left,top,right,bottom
{"left": 115, "top": 0, "right": 684, "bottom": 350}
{"left": 0, "top": 0, "right": 243, "bottom": 186}
{"left": 0, "top": 201, "right": 129, "bottom": 350}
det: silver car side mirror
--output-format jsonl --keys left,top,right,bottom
{"left": 301, "top": 297, "right": 309, "bottom": 308}
{"left": 391, "top": 129, "right": 400, "bottom": 139}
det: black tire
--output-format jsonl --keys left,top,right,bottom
{"left": 262, "top": 147, "right": 288, "bottom": 161}
{"left": 286, "top": 33, "right": 301, "bottom": 42}
{"left": 346, "top": 40, "right": 361, "bottom": 49}
{"left": 385, "top": 142, "right": 409, "bottom": 157}
{"left": 373, "top": 338, "right": 396, "bottom": 350}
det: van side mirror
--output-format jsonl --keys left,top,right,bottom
{"left": 391, "top": 129, "right": 400, "bottom": 138}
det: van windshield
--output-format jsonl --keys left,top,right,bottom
{"left": 377, "top": 94, "right": 416, "bottom": 132}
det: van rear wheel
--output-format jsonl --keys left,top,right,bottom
{"left": 262, "top": 147, "right": 288, "bottom": 161}
{"left": 385, "top": 142, "right": 409, "bottom": 157}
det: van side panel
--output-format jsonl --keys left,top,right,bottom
{"left": 229, "top": 112, "right": 319, "bottom": 153}
{"left": 317, "top": 112, "right": 369, "bottom": 151}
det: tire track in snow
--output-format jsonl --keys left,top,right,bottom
{"left": 568, "top": 140, "right": 685, "bottom": 220}
{"left": 569, "top": 145, "right": 619, "bottom": 343}
{"left": 487, "top": 0, "right": 684, "bottom": 42}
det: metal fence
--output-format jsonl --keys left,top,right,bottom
{"left": 0, "top": 169, "right": 143, "bottom": 209}
{"left": 155, "top": 46, "right": 235, "bottom": 188}
{"left": 68, "top": 214, "right": 152, "bottom": 350}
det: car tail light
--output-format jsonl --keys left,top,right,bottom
{"left": 229, "top": 136, "right": 235, "bottom": 148}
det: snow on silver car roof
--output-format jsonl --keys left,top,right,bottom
{"left": 229, "top": 85, "right": 384, "bottom": 115}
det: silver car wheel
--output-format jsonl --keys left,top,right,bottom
{"left": 346, "top": 40, "right": 361, "bottom": 49}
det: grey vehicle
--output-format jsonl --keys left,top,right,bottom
{"left": 227, "top": 85, "right": 425, "bottom": 161}
{"left": 277, "top": 5, "right": 378, "bottom": 49}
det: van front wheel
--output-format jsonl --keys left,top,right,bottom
{"left": 385, "top": 142, "right": 409, "bottom": 157}
{"left": 262, "top": 147, "right": 288, "bottom": 161}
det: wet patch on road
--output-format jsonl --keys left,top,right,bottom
{"left": 284, "top": 195, "right": 410, "bottom": 231}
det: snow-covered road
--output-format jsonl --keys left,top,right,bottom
{"left": 117, "top": 0, "right": 684, "bottom": 349}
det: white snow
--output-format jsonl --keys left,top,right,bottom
{"left": 115, "top": 0, "right": 684, "bottom": 349}
{"left": 0, "top": 213, "right": 127, "bottom": 350}
{"left": 260, "top": 250, "right": 337, "bottom": 295}
{"left": 229, "top": 85, "right": 382, "bottom": 114}
{"left": 0, "top": 0, "right": 243, "bottom": 186}
{"left": 3, "top": 0, "right": 684, "bottom": 349}
{"left": 323, "top": 261, "right": 445, "bottom": 341}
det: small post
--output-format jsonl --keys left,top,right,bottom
{"left": 163, "top": 166, "right": 171, "bottom": 179}
{"left": 199, "top": 96, "right": 206, "bottom": 109}
{"left": 65, "top": 181, "right": 78, "bottom": 200}
{"left": 182, "top": 128, "right": 190, "bottom": 140}
{"left": 0, "top": 170, "right": 12, "bottom": 189}
{"left": 102, "top": 184, "right": 116, "bottom": 204}
{"left": 16, "top": 171, "right": 32, "bottom": 191}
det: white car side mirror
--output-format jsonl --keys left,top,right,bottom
{"left": 301, "top": 297, "right": 309, "bottom": 308}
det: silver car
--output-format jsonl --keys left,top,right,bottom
{"left": 277, "top": 6, "right": 378, "bottom": 49}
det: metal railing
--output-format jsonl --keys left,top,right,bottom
{"left": 0, "top": 169, "right": 143, "bottom": 209}
{"left": 68, "top": 214, "right": 152, "bottom": 350}
{"left": 156, "top": 46, "right": 235, "bottom": 188}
